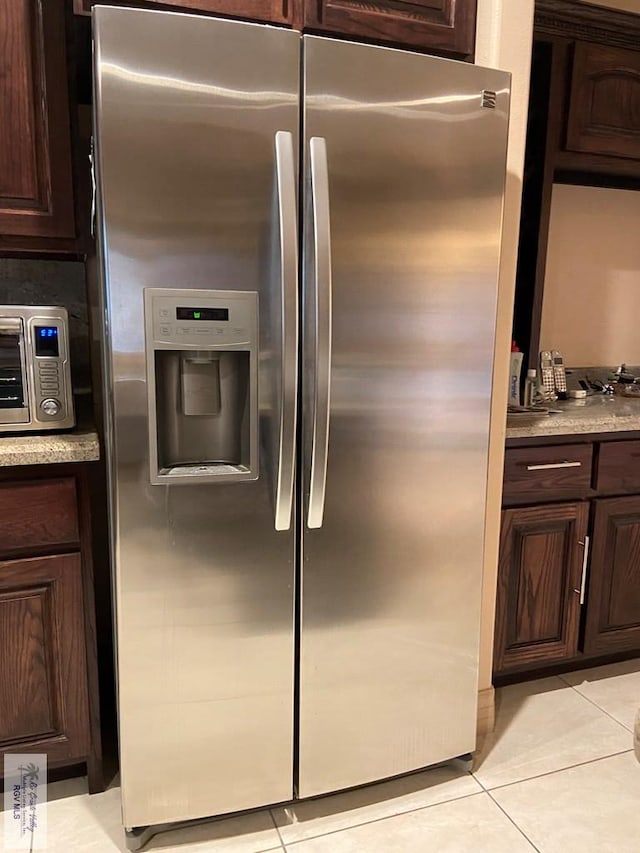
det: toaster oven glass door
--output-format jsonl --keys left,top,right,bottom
{"left": 0, "top": 321, "right": 28, "bottom": 422}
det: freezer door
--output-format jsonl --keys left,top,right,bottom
{"left": 93, "top": 7, "right": 299, "bottom": 828}
{"left": 299, "top": 36, "right": 509, "bottom": 797}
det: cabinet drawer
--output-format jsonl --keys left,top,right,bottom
{"left": 503, "top": 445, "right": 593, "bottom": 501}
{"left": 596, "top": 441, "right": 640, "bottom": 493}
{"left": 0, "top": 478, "right": 79, "bottom": 557}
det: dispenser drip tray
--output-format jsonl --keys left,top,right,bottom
{"left": 160, "top": 462, "right": 251, "bottom": 478}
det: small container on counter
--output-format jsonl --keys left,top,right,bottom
{"left": 523, "top": 368, "right": 537, "bottom": 408}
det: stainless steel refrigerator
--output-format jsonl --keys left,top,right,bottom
{"left": 93, "top": 4, "right": 510, "bottom": 845}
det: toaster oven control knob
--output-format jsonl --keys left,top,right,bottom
{"left": 41, "top": 398, "right": 60, "bottom": 417}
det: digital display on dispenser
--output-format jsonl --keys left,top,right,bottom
{"left": 176, "top": 307, "right": 229, "bottom": 322}
{"left": 34, "top": 326, "right": 59, "bottom": 357}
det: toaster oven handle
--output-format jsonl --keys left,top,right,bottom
{"left": 0, "top": 319, "right": 22, "bottom": 333}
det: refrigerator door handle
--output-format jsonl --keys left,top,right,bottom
{"left": 307, "top": 136, "right": 333, "bottom": 530}
{"left": 274, "top": 130, "right": 299, "bottom": 531}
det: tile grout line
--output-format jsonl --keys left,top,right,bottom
{"left": 487, "top": 789, "right": 542, "bottom": 852}
{"left": 473, "top": 769, "right": 541, "bottom": 851}
{"left": 556, "top": 664, "right": 640, "bottom": 689}
{"left": 562, "top": 680, "right": 635, "bottom": 733}
{"left": 269, "top": 782, "right": 487, "bottom": 848}
{"left": 268, "top": 808, "right": 287, "bottom": 852}
{"left": 474, "top": 747, "right": 634, "bottom": 793}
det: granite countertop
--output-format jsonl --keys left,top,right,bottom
{"left": 0, "top": 426, "right": 100, "bottom": 467}
{"left": 506, "top": 394, "right": 640, "bottom": 440}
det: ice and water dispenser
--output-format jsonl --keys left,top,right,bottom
{"left": 144, "top": 288, "right": 258, "bottom": 485}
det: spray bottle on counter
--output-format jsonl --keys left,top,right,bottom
{"left": 508, "top": 341, "right": 523, "bottom": 406}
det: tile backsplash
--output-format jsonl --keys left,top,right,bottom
{"left": 0, "top": 258, "right": 91, "bottom": 393}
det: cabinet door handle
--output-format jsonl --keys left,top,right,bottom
{"left": 526, "top": 461, "right": 582, "bottom": 471}
{"left": 574, "top": 535, "right": 590, "bottom": 605}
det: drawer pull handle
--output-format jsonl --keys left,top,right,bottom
{"left": 574, "top": 536, "right": 590, "bottom": 605}
{"left": 526, "top": 461, "right": 582, "bottom": 471}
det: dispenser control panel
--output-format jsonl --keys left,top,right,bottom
{"left": 148, "top": 290, "right": 257, "bottom": 348}
{"left": 144, "top": 288, "right": 259, "bottom": 486}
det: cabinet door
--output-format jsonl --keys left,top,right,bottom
{"left": 0, "top": 555, "right": 90, "bottom": 762}
{"left": 0, "top": 0, "right": 75, "bottom": 239}
{"left": 566, "top": 42, "right": 640, "bottom": 161}
{"left": 494, "top": 503, "right": 588, "bottom": 673}
{"left": 584, "top": 496, "right": 640, "bottom": 655}
{"left": 304, "top": 0, "right": 477, "bottom": 58}
{"left": 73, "top": 0, "right": 296, "bottom": 25}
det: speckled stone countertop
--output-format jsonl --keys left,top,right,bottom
{"left": 506, "top": 395, "right": 640, "bottom": 440}
{"left": 0, "top": 427, "right": 100, "bottom": 467}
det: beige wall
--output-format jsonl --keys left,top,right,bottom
{"left": 475, "top": 0, "right": 535, "bottom": 706}
{"left": 540, "top": 184, "right": 640, "bottom": 366}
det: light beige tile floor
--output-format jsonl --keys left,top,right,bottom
{"left": 472, "top": 674, "right": 632, "bottom": 789}
{"left": 2, "top": 658, "right": 638, "bottom": 852}
{"left": 559, "top": 659, "right": 640, "bottom": 731}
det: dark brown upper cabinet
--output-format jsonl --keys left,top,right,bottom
{"left": 304, "top": 0, "right": 477, "bottom": 58}
{"left": 0, "top": 0, "right": 76, "bottom": 250}
{"left": 566, "top": 42, "right": 640, "bottom": 162}
{"left": 535, "top": 0, "right": 640, "bottom": 184}
{"left": 75, "top": 0, "right": 476, "bottom": 58}
{"left": 512, "top": 1, "right": 640, "bottom": 368}
{"left": 73, "top": 0, "right": 298, "bottom": 26}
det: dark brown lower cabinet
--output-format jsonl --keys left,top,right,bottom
{"left": 0, "top": 469, "right": 102, "bottom": 792}
{"left": 584, "top": 496, "right": 640, "bottom": 655}
{"left": 494, "top": 502, "right": 589, "bottom": 672}
{"left": 0, "top": 555, "right": 89, "bottom": 760}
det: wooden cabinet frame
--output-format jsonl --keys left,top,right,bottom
{"left": 73, "top": 0, "right": 299, "bottom": 25}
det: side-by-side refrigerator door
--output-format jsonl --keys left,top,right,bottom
{"left": 93, "top": 7, "right": 299, "bottom": 830}
{"left": 299, "top": 36, "right": 510, "bottom": 798}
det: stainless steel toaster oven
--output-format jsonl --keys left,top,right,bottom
{"left": 0, "top": 306, "right": 74, "bottom": 432}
